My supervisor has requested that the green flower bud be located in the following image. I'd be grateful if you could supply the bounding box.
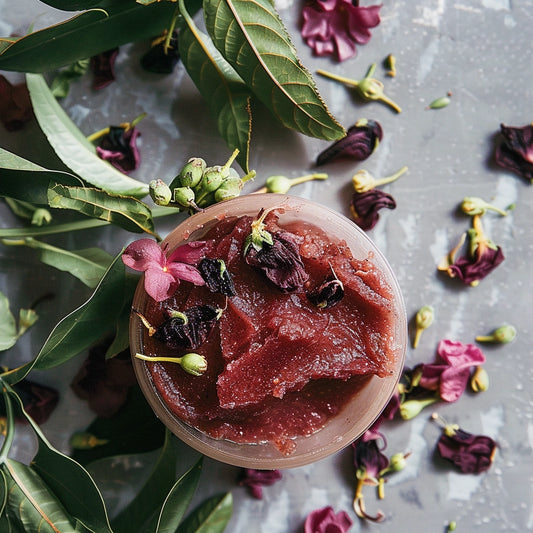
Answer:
[18,308,38,336]
[70,431,109,450]
[470,366,489,392]
[173,157,206,188]
[412,305,434,348]
[475,324,516,344]
[265,175,292,193]
[179,352,208,376]
[461,197,507,217]
[199,166,225,193]
[214,176,243,202]
[31,208,52,226]
[149,179,172,206]
[399,397,438,420]
[172,186,197,209]
[388,452,408,472]
[352,166,408,194]
[447,521,457,532]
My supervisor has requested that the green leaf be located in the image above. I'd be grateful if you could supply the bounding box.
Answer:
[179,0,252,172]
[50,59,91,99]
[47,184,158,237]
[0,292,36,352]
[39,0,103,10]
[0,147,83,205]
[0,238,114,289]
[1,252,126,385]
[203,0,345,142]
[176,492,232,533]
[153,459,204,533]
[0,3,178,73]
[26,73,149,198]
[2,460,77,533]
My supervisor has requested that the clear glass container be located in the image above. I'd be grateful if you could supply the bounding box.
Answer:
[130,194,407,469]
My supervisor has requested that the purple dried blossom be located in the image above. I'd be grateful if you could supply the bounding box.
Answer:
[350,189,396,230]
[239,468,282,499]
[494,122,533,181]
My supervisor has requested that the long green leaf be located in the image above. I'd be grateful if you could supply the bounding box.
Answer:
[179,0,252,172]
[1,252,126,385]
[0,147,83,205]
[47,184,158,237]
[39,0,103,10]
[2,460,77,533]
[0,3,178,73]
[176,492,232,533]
[203,0,345,142]
[26,74,149,198]
[0,238,113,289]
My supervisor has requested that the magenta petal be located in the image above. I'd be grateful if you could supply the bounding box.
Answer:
[304,506,353,533]
[167,263,205,286]
[167,241,206,264]
[437,339,485,367]
[419,363,446,391]
[438,367,472,402]
[347,5,382,43]
[144,268,178,302]
[122,239,165,272]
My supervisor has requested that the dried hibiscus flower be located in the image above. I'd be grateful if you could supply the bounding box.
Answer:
[438,214,504,286]
[316,119,382,166]
[494,122,533,181]
[239,468,282,499]
[90,48,119,90]
[304,506,353,533]
[351,189,396,230]
[432,413,497,474]
[301,0,381,62]
[0,74,33,131]
[307,268,344,308]
[122,239,205,302]
[243,208,309,292]
[141,31,180,74]
[198,258,236,297]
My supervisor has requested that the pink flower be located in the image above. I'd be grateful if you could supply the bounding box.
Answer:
[239,468,282,499]
[122,239,205,302]
[418,339,485,402]
[494,123,533,181]
[301,0,381,62]
[304,506,353,533]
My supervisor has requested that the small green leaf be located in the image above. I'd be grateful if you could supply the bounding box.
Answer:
[0,147,83,205]
[47,184,158,237]
[1,252,126,385]
[203,0,344,141]
[0,292,36,352]
[179,0,253,172]
[50,58,91,98]
[26,73,149,198]
[176,492,232,533]
[427,95,451,109]
[0,4,178,73]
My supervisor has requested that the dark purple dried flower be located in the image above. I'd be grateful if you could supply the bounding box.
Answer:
[494,122,533,181]
[353,435,389,483]
[316,119,382,166]
[433,414,497,474]
[301,0,381,62]
[90,48,119,90]
[71,343,136,418]
[141,31,180,74]
[0,75,33,131]
[96,126,141,174]
[304,506,353,533]
[440,214,504,286]
[10,379,59,425]
[350,189,396,230]
[239,468,282,499]
[198,258,236,297]
[307,272,344,308]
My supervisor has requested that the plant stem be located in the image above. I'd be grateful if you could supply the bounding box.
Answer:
[316,69,359,87]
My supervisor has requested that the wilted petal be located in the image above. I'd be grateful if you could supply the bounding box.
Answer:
[304,506,353,533]
[352,437,389,481]
[316,120,383,166]
[448,245,504,285]
[351,189,396,231]
[166,262,205,286]
[167,241,206,264]
[239,468,282,499]
[12,380,59,425]
[141,32,180,74]
[91,48,119,90]
[0,75,33,131]
[96,126,141,174]
[494,123,533,181]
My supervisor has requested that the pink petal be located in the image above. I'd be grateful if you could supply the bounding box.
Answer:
[122,239,165,272]
[301,8,331,40]
[419,364,447,391]
[438,367,472,402]
[167,263,205,286]
[167,241,206,264]
[333,32,358,62]
[144,267,178,302]
[347,5,382,43]
[437,340,485,368]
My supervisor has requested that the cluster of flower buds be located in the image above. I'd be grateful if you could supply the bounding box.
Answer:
[149,149,255,212]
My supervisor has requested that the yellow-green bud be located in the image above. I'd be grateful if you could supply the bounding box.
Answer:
[172,186,196,208]
[149,179,172,206]
[388,452,408,472]
[265,175,292,193]
[197,166,225,194]
[352,169,376,193]
[32,208,52,226]
[174,157,206,188]
[461,197,507,217]
[70,432,109,450]
[413,305,434,348]
[214,176,243,202]
[399,397,438,420]
[476,324,516,344]
[180,353,207,376]
[470,366,489,392]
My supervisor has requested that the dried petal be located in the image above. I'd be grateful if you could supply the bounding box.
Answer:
[153,305,221,350]
[304,506,353,533]
[0,75,33,131]
[494,122,533,181]
[307,273,344,308]
[244,230,309,292]
[437,427,496,474]
[448,244,504,285]
[198,258,236,296]
[301,0,381,62]
[316,119,383,166]
[96,126,141,174]
[90,48,119,89]
[8,379,59,425]
[239,468,282,499]
[350,189,396,231]
[352,437,389,483]
[141,31,180,74]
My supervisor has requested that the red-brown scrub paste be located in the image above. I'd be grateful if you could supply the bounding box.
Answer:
[141,211,396,455]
